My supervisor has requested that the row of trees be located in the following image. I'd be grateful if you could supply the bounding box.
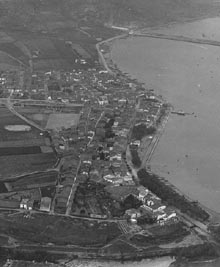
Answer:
[137,169,209,222]
[130,148,142,168]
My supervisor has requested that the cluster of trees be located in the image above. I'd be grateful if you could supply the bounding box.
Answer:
[131,222,189,246]
[137,169,209,222]
[104,118,115,128]
[122,194,142,210]
[130,148,142,168]
[96,117,115,141]
[109,194,143,218]
[132,124,156,140]
[155,106,167,126]
[208,225,220,242]
[173,243,218,260]
[104,118,115,139]
[48,81,61,92]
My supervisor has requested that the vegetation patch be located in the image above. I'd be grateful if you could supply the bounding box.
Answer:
[132,124,156,140]
[138,169,209,222]
[0,213,121,247]
[46,113,80,130]
[131,223,189,247]
[130,148,141,168]
[0,146,41,156]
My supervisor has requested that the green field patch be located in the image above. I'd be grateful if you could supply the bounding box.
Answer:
[0,52,21,70]
[0,42,28,65]
[0,146,41,156]
[4,170,58,192]
[46,113,80,130]
[0,153,57,180]
[0,214,121,247]
[0,107,44,142]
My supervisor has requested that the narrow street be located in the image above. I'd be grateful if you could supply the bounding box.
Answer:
[65,159,81,216]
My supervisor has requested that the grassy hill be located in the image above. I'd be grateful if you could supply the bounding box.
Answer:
[0,0,219,72]
[1,0,220,30]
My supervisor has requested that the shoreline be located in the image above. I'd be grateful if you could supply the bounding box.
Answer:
[1,21,219,265]
[138,14,220,33]
[96,26,217,220]
[103,23,220,221]
[93,24,220,265]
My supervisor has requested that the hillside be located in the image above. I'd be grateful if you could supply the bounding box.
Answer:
[1,0,220,31]
[0,0,219,73]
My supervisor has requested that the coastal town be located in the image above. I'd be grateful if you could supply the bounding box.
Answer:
[1,1,220,266]
[0,59,179,227]
[0,29,217,265]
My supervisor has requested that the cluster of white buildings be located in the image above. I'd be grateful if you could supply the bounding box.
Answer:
[126,186,178,226]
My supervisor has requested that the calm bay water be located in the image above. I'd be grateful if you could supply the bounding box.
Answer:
[112,18,220,213]
[111,17,220,267]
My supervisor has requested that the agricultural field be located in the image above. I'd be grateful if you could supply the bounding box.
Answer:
[46,113,80,130]
[0,106,57,179]
[24,38,59,59]
[15,107,81,130]
[0,139,50,148]
[0,107,44,142]
[0,146,41,156]
[0,31,14,43]
[0,30,29,70]
[24,36,77,70]
[0,52,21,71]
[0,3,118,73]
[0,42,29,66]
[4,170,58,192]
[0,153,57,180]
[6,29,98,71]
[0,0,219,71]
[0,213,122,247]
[22,113,49,129]
[33,59,72,71]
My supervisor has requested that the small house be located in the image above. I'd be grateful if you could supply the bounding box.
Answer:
[20,199,33,210]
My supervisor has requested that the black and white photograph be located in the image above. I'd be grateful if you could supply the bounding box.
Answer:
[1,1,220,267]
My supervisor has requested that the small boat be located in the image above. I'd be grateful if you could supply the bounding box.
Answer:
[171,110,186,116]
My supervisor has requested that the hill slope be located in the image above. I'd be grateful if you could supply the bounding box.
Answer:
[0,0,220,30]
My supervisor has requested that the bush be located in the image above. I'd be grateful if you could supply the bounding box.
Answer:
[132,124,156,140]
[174,243,218,260]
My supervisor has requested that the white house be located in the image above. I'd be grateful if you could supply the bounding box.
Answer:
[20,199,33,210]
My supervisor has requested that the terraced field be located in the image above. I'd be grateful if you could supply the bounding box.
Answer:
[0,106,57,179]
